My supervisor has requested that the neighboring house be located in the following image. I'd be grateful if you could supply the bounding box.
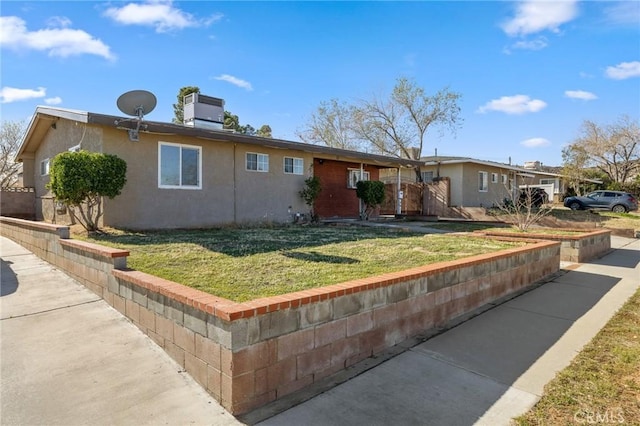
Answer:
[381,156,601,218]
[15,106,421,229]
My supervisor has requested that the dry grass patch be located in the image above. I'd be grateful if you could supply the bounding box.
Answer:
[83,225,525,302]
[514,288,640,425]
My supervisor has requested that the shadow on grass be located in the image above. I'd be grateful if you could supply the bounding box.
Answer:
[87,225,420,257]
[282,251,360,264]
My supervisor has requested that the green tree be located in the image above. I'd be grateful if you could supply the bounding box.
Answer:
[47,151,127,233]
[172,86,200,124]
[356,180,385,220]
[0,120,26,187]
[299,176,322,222]
[257,125,272,138]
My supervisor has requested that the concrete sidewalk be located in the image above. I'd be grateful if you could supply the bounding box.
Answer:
[1,235,639,426]
[250,236,640,426]
[0,236,241,426]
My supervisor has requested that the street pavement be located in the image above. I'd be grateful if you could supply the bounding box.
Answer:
[1,234,639,426]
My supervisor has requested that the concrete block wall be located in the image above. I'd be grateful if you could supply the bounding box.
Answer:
[475,229,611,263]
[0,216,561,415]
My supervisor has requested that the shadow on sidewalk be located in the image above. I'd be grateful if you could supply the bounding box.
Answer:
[251,268,622,426]
[587,248,640,269]
[1,259,18,296]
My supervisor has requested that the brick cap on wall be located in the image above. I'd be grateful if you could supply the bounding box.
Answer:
[112,239,560,322]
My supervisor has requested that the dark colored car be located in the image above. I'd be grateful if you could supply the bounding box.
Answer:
[563,190,638,213]
[519,187,549,208]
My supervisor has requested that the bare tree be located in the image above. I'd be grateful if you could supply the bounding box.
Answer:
[353,78,461,180]
[493,181,553,232]
[0,120,26,188]
[297,98,364,151]
[563,115,640,188]
[298,78,462,181]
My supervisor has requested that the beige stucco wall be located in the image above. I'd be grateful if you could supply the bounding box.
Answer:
[101,128,311,229]
[421,163,515,208]
[34,120,104,222]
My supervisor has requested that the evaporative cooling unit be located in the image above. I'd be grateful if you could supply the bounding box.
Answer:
[183,93,225,130]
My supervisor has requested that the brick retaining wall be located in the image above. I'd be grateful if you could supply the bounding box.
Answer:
[1,216,561,415]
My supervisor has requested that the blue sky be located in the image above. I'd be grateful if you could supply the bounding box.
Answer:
[1,1,638,167]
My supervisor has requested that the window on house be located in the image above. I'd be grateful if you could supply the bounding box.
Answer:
[491,173,498,183]
[40,159,50,176]
[478,171,488,192]
[246,153,269,172]
[284,157,303,175]
[421,171,434,183]
[502,174,508,185]
[348,169,370,189]
[158,142,201,189]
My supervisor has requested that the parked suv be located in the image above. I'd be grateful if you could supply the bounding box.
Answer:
[563,190,638,213]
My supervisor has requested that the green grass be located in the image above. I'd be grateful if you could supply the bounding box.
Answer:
[85,225,525,302]
[514,288,640,425]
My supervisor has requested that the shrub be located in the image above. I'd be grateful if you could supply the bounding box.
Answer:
[47,151,127,233]
[356,180,385,220]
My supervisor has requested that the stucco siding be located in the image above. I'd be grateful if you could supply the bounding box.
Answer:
[35,120,104,222]
[461,163,512,207]
[101,130,310,229]
[233,145,311,224]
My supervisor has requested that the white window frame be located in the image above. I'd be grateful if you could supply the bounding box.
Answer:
[347,169,370,189]
[40,158,50,176]
[283,157,303,175]
[421,171,434,183]
[158,142,202,190]
[246,152,269,172]
[478,171,488,192]
[491,173,498,184]
[502,174,508,185]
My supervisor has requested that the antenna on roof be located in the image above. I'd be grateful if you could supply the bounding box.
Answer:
[114,90,157,142]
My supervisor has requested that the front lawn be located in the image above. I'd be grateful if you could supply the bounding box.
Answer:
[85,226,525,302]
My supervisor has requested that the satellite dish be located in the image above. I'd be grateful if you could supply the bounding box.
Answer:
[115,90,156,141]
[117,90,157,118]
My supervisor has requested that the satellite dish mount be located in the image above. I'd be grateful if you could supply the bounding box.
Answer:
[115,90,157,142]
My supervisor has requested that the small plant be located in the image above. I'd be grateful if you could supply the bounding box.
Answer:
[299,176,321,223]
[356,180,385,220]
[47,151,127,233]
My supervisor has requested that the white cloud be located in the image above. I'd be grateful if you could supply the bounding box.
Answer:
[503,37,548,54]
[521,137,551,148]
[476,95,547,115]
[605,61,640,80]
[564,90,597,101]
[214,74,253,91]
[604,2,640,26]
[0,86,46,104]
[104,1,221,33]
[0,16,114,60]
[501,0,579,37]
[45,97,63,105]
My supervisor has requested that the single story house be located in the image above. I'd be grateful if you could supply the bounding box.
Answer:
[15,106,422,229]
[380,155,601,218]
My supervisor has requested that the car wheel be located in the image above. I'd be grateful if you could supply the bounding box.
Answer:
[569,202,581,211]
[612,204,627,213]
